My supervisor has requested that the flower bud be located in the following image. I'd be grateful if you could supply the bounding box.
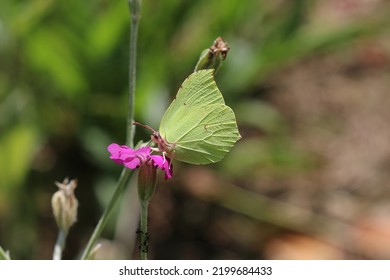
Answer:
[137,162,157,203]
[194,37,230,74]
[51,178,78,233]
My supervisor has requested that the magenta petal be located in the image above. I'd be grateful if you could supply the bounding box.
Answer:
[163,157,173,179]
[150,155,173,180]
[137,146,151,156]
[107,143,125,164]
[107,143,172,177]
[150,155,164,168]
[123,157,141,169]
[108,143,154,170]
[128,146,151,168]
[107,143,121,154]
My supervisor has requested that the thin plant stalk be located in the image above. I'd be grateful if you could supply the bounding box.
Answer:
[52,230,67,260]
[80,168,132,259]
[139,201,149,260]
[126,0,141,148]
[80,0,141,260]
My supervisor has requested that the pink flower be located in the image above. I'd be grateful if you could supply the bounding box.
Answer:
[107,143,173,179]
[150,155,173,180]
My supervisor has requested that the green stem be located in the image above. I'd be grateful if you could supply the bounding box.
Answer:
[139,201,149,260]
[126,0,141,148]
[53,229,67,260]
[80,168,132,260]
[80,0,142,260]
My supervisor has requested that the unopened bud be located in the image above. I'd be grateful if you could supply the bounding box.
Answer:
[51,178,78,232]
[194,36,230,74]
[137,163,157,204]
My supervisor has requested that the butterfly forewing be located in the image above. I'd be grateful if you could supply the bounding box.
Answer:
[163,104,240,164]
[159,70,241,165]
[175,69,225,106]
[160,70,225,136]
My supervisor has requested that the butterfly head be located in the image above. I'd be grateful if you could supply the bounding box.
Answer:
[151,131,176,157]
[133,121,176,156]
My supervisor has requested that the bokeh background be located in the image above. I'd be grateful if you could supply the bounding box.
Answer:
[1,0,390,259]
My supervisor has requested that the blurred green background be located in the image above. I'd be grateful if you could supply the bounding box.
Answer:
[1,0,390,259]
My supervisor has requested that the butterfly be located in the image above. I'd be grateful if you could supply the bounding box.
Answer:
[150,69,241,164]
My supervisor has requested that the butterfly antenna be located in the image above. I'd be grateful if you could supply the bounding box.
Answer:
[133,121,157,133]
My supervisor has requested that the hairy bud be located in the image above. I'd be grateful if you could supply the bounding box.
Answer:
[51,178,78,232]
[194,36,230,74]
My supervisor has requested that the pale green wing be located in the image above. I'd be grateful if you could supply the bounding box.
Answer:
[161,104,241,164]
[174,69,224,106]
[160,70,226,134]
